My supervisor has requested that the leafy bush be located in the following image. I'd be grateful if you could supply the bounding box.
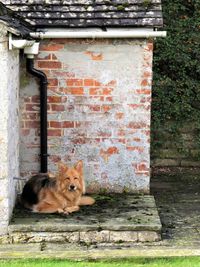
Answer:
[152,0,200,158]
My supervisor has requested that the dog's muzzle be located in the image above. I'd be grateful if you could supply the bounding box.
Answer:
[69,184,77,191]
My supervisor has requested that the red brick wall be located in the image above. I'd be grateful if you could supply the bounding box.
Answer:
[19,38,153,193]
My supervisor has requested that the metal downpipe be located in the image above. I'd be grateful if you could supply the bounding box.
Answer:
[26,58,48,173]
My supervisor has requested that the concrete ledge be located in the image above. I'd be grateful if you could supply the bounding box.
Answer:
[110,231,138,242]
[1,231,161,244]
[11,232,80,244]
[0,244,200,259]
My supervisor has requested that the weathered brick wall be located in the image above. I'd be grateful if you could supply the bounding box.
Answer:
[0,24,19,234]
[19,38,153,193]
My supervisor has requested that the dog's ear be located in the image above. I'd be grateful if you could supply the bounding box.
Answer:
[58,162,68,174]
[74,160,83,175]
[75,160,85,193]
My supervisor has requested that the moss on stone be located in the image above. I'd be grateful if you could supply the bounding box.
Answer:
[116,5,125,11]
[20,72,30,88]
[142,0,151,8]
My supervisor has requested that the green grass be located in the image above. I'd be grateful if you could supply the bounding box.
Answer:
[0,258,200,267]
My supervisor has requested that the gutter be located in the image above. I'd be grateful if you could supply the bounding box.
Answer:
[30,30,167,39]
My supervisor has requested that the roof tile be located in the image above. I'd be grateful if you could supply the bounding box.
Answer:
[1,0,163,28]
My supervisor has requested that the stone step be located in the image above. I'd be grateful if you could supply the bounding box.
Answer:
[5,194,162,244]
[1,243,200,259]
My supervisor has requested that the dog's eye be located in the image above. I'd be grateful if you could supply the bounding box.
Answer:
[74,177,78,180]
[65,177,70,180]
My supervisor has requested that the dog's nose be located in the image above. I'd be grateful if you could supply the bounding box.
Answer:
[69,184,75,190]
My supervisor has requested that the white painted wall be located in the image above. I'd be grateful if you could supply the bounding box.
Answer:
[0,24,19,235]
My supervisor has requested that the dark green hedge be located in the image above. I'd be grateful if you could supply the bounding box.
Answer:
[152,0,200,156]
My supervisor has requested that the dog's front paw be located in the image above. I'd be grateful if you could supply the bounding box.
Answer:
[64,206,80,214]
[57,208,65,214]
[32,205,39,213]
[63,211,69,215]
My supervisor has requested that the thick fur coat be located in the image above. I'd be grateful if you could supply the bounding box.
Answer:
[21,161,95,214]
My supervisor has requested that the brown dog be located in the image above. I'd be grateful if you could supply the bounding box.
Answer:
[21,161,95,214]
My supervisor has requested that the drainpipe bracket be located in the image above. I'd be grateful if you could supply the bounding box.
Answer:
[24,42,40,56]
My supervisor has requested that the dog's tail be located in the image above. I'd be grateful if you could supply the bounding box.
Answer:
[79,196,95,206]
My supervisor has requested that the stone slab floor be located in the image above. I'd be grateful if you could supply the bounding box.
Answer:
[151,168,200,247]
[0,169,200,259]
[6,194,161,243]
